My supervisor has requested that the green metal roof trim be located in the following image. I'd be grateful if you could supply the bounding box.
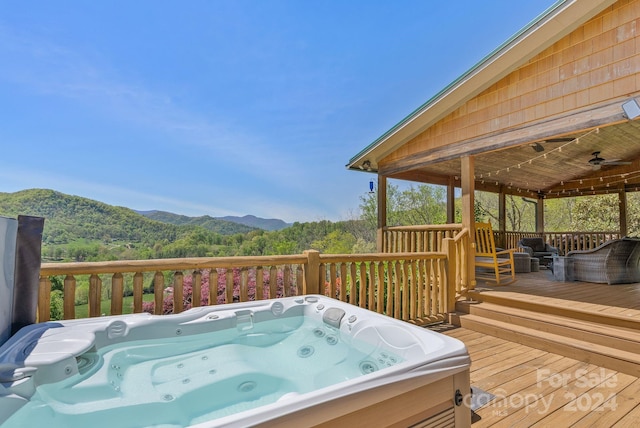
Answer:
[346,0,575,168]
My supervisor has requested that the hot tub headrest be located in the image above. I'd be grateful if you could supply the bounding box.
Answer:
[322,308,345,329]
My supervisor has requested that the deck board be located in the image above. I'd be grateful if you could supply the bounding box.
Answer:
[443,272,640,425]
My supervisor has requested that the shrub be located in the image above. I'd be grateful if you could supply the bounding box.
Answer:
[142,268,297,315]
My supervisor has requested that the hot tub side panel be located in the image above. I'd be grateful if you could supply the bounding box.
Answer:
[250,369,471,428]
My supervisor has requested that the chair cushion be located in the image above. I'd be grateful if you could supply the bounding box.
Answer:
[520,237,546,252]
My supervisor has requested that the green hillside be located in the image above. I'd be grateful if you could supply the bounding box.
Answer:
[0,188,375,262]
[0,189,249,260]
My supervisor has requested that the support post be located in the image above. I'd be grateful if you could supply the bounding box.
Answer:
[619,187,628,237]
[536,195,545,234]
[444,238,457,313]
[460,156,476,289]
[447,176,456,223]
[498,189,506,248]
[376,175,387,252]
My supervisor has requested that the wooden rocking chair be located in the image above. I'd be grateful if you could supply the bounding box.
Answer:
[474,222,516,285]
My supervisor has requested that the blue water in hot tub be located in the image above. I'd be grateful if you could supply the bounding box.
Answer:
[2,316,403,428]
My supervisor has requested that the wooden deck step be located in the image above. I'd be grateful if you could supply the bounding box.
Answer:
[459,301,640,354]
[457,312,640,377]
[454,295,640,377]
[465,288,640,331]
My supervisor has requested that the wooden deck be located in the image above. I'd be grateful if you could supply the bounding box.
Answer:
[442,326,640,427]
[468,270,640,320]
[440,270,640,426]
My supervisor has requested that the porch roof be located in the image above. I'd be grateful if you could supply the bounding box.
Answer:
[346,0,640,199]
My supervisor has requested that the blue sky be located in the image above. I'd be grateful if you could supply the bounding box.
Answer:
[0,0,556,223]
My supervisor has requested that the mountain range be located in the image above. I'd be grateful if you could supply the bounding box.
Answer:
[0,189,291,248]
[137,210,291,232]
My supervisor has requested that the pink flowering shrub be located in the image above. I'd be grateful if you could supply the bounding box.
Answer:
[142,267,298,315]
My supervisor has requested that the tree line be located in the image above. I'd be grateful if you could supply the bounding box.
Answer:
[2,185,637,265]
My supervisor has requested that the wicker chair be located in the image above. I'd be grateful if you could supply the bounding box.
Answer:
[517,237,558,266]
[566,238,640,284]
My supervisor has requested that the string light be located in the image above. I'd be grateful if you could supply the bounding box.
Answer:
[471,128,639,196]
[475,128,601,179]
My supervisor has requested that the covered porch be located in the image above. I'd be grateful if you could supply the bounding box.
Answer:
[345,0,640,422]
[347,0,640,295]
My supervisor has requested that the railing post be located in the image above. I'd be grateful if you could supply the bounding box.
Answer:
[443,238,457,313]
[38,276,51,322]
[303,250,320,295]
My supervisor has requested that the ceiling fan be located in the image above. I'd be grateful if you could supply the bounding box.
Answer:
[587,151,631,170]
[530,137,574,152]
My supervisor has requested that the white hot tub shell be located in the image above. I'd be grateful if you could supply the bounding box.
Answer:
[0,295,471,428]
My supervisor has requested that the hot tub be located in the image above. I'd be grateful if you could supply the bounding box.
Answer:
[0,296,471,427]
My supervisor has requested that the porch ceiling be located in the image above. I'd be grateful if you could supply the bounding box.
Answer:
[386,119,640,199]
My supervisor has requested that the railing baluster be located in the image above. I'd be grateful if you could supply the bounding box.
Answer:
[270,266,278,298]
[340,263,347,302]
[64,274,76,320]
[133,272,143,313]
[111,273,123,315]
[402,261,410,321]
[225,268,234,304]
[429,259,437,316]
[368,262,375,311]
[385,261,393,316]
[256,266,264,300]
[89,274,102,317]
[173,271,184,314]
[376,261,384,314]
[409,260,417,321]
[296,265,303,296]
[192,270,202,307]
[349,263,357,305]
[240,267,249,302]
[393,261,401,319]
[210,269,219,305]
[359,262,367,308]
[154,271,164,315]
[329,263,337,299]
[416,259,425,318]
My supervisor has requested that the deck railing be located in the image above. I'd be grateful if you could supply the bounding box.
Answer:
[38,248,463,326]
[545,231,622,255]
[497,231,622,255]
[381,224,463,253]
[444,228,472,300]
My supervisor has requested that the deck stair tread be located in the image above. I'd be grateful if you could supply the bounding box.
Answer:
[455,292,640,377]
[465,289,640,330]
[460,301,640,350]
[458,313,640,377]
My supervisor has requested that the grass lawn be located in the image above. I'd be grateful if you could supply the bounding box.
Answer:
[74,293,155,319]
